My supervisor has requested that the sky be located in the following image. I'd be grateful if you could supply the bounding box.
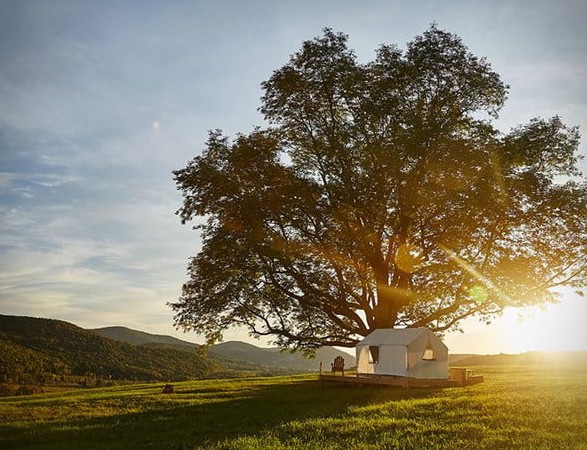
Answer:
[1,0,586,354]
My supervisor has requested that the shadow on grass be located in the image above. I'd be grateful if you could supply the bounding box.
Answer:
[1,379,444,450]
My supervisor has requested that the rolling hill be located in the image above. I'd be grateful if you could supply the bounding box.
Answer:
[449,351,587,366]
[0,314,355,389]
[0,314,221,384]
[6,313,581,393]
[208,341,355,371]
[91,326,356,371]
[90,326,198,351]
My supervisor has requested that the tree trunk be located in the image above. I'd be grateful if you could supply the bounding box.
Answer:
[374,283,398,328]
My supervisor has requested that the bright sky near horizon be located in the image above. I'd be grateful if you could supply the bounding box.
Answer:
[1,0,586,354]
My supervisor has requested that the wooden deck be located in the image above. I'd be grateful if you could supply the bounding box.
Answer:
[319,374,459,388]
[320,367,485,388]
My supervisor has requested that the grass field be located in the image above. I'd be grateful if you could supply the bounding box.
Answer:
[1,364,586,449]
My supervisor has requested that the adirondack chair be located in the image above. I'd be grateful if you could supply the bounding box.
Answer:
[331,356,345,376]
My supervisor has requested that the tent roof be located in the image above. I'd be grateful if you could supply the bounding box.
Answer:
[357,328,431,346]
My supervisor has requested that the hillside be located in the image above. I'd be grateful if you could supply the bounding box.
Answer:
[92,327,356,371]
[7,313,580,393]
[91,327,264,373]
[0,314,354,391]
[90,326,198,352]
[0,315,221,385]
[209,341,355,371]
[450,351,587,366]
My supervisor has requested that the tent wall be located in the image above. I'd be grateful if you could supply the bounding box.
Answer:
[406,331,449,379]
[356,344,408,376]
[377,344,407,376]
[355,328,449,379]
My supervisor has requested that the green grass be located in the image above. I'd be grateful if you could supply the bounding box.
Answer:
[1,365,586,449]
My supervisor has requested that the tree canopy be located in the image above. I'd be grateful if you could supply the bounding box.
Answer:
[172,26,586,350]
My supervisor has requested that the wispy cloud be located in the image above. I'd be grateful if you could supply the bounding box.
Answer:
[0,0,585,349]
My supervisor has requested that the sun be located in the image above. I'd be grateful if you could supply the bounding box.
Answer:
[445,292,586,354]
[491,295,586,353]
[502,308,554,353]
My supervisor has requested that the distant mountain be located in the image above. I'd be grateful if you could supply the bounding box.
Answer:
[0,314,221,384]
[92,326,355,372]
[91,326,199,352]
[209,341,355,372]
[91,327,263,372]
[15,314,583,390]
[449,351,587,366]
[448,354,475,365]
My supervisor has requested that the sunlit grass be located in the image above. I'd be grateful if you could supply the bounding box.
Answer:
[1,366,586,449]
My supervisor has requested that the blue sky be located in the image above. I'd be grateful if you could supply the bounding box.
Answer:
[1,0,586,353]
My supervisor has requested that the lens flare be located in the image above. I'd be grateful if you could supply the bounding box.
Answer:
[469,284,489,303]
[439,244,513,305]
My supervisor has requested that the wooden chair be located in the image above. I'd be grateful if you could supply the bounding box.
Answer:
[331,356,345,376]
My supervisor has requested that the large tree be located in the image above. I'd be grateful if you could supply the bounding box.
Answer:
[172,26,586,350]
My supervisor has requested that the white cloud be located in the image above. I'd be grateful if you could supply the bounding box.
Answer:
[1,0,585,351]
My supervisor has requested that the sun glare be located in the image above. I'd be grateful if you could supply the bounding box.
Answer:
[499,300,584,353]
[436,245,587,354]
[447,295,586,354]
[503,308,554,353]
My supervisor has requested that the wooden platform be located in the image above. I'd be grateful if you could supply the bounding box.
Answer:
[319,374,459,388]
[320,367,485,388]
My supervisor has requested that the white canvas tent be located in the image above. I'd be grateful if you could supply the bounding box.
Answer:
[356,328,448,379]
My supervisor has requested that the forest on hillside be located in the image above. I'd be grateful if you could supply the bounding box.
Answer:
[0,315,223,391]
